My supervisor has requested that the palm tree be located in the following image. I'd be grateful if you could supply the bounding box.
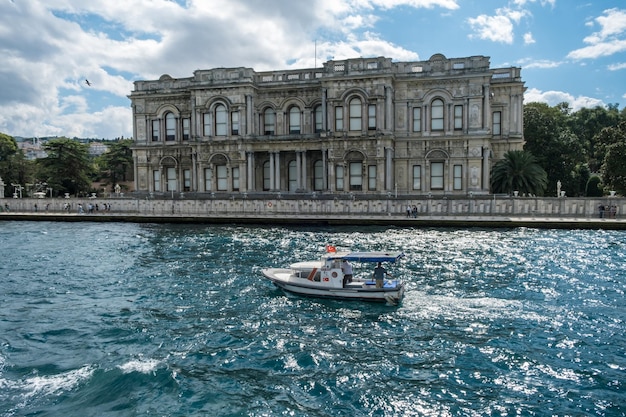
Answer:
[491,150,548,196]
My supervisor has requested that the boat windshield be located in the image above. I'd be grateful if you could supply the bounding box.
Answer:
[325,252,404,263]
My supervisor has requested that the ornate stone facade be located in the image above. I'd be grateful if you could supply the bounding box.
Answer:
[129,54,525,196]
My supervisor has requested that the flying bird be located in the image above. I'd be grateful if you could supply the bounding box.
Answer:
[85,79,92,86]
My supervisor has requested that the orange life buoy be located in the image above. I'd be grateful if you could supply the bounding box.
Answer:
[323,277,329,282]
[268,202,273,207]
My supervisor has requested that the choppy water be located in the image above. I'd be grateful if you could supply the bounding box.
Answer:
[0,221,624,416]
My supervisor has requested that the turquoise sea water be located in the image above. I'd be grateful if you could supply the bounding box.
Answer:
[0,221,624,416]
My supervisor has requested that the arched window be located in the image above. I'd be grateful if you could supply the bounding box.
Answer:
[314,160,324,191]
[216,165,227,191]
[263,109,275,135]
[165,113,176,141]
[151,120,160,141]
[431,99,444,131]
[314,105,323,133]
[349,97,362,131]
[430,162,444,189]
[215,104,227,136]
[288,160,297,191]
[289,107,301,134]
[263,160,271,190]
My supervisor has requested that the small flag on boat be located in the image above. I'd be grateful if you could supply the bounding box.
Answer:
[326,245,336,253]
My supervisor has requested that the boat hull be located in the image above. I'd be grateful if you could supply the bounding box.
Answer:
[261,268,404,304]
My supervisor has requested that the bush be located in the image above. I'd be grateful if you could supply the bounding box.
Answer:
[585,176,604,197]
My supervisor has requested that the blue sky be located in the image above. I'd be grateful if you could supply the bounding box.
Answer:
[0,0,624,139]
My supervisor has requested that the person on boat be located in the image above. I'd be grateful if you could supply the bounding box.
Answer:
[373,262,388,288]
[342,260,353,286]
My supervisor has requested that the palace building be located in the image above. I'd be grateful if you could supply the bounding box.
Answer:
[129,54,525,197]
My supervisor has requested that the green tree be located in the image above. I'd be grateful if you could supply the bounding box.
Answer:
[600,122,626,195]
[523,102,586,196]
[490,150,548,196]
[601,143,626,195]
[0,133,37,197]
[37,138,93,196]
[568,105,621,172]
[0,132,18,161]
[96,139,133,190]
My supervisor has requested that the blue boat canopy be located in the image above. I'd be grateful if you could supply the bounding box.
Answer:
[326,251,405,263]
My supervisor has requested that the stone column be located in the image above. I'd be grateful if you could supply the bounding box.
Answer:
[322,150,328,191]
[191,151,198,192]
[269,152,275,191]
[274,152,281,191]
[246,95,253,135]
[385,147,393,191]
[296,152,302,190]
[321,89,328,131]
[301,151,308,192]
[482,147,490,192]
[246,151,254,192]
[385,86,393,131]
[483,84,491,131]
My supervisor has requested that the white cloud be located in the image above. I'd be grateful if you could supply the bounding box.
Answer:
[523,32,535,45]
[467,6,531,44]
[608,62,626,71]
[468,13,515,44]
[518,58,561,69]
[567,8,626,60]
[524,87,604,111]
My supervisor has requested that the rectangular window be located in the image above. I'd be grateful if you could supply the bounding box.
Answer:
[349,100,361,131]
[430,162,444,190]
[231,112,239,135]
[264,111,275,135]
[493,111,501,135]
[454,105,463,130]
[216,165,227,191]
[153,170,160,191]
[263,162,270,190]
[288,162,297,191]
[166,115,175,141]
[152,120,160,141]
[215,108,227,136]
[368,165,376,191]
[232,167,239,191]
[204,168,212,191]
[203,113,211,136]
[412,108,421,132]
[368,104,376,130]
[314,161,324,191]
[349,162,362,191]
[453,165,462,190]
[182,118,190,140]
[183,169,191,191]
[335,165,344,191]
[412,165,421,190]
[166,167,177,191]
[289,109,301,134]
[335,106,343,131]
[431,101,444,131]
[315,106,323,133]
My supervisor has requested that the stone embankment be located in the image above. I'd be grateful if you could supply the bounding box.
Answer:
[1,195,624,229]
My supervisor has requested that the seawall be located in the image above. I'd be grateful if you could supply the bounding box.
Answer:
[1,196,624,229]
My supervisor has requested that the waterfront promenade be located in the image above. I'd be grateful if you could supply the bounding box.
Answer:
[1,196,625,229]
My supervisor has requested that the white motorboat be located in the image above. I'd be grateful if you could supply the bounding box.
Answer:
[261,249,406,304]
